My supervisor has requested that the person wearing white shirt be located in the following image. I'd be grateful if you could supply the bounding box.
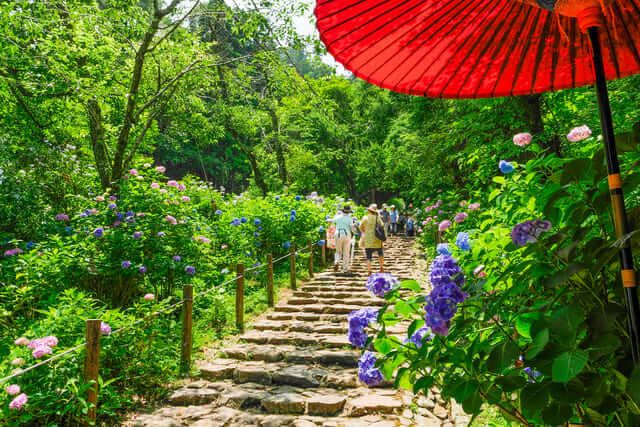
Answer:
[332,206,355,274]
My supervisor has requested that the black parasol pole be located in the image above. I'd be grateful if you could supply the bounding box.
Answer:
[588,26,640,364]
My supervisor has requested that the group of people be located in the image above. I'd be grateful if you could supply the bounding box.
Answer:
[326,203,416,276]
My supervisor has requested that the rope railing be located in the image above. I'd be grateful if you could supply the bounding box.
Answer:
[1,239,330,422]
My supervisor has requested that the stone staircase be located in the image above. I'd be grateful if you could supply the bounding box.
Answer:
[128,237,466,427]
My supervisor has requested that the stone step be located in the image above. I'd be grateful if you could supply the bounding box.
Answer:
[197,360,359,389]
[286,297,386,307]
[253,321,407,337]
[274,304,369,315]
[158,380,419,419]
[292,290,375,299]
[218,344,360,367]
[266,312,344,322]
[240,330,351,348]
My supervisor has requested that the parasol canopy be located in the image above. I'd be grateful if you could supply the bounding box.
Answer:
[315,0,640,98]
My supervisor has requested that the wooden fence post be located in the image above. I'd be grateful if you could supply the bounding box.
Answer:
[289,244,297,290]
[267,254,274,307]
[308,241,314,278]
[321,241,326,266]
[236,263,245,333]
[180,284,193,376]
[84,319,101,426]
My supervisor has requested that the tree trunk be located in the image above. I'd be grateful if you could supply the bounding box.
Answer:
[335,158,358,202]
[518,94,561,156]
[87,100,111,189]
[242,145,268,195]
[268,108,288,185]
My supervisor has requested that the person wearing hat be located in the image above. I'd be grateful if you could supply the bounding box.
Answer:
[332,205,356,274]
[359,204,385,275]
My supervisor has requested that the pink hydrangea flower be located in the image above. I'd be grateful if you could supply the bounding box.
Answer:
[100,322,111,335]
[143,293,155,301]
[95,195,105,202]
[167,180,179,188]
[41,336,58,347]
[196,236,211,244]
[468,203,481,211]
[513,132,533,147]
[151,182,160,189]
[454,212,468,223]
[55,213,69,221]
[6,384,20,396]
[32,345,52,359]
[459,201,468,207]
[181,196,190,202]
[156,166,166,173]
[438,220,452,232]
[11,358,25,366]
[9,393,27,410]
[129,169,138,176]
[417,227,423,234]
[165,215,177,225]
[567,125,592,142]
[159,188,168,194]
[474,265,487,278]
[178,184,186,191]
[422,220,428,226]
[14,337,29,346]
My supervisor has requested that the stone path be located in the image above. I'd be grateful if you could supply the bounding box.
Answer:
[128,237,468,427]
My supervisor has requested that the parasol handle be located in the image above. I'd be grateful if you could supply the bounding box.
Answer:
[588,26,640,364]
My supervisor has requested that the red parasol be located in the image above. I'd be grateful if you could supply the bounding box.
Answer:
[315,0,640,361]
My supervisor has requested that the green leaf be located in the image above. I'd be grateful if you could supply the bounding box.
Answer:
[452,380,479,402]
[542,402,573,425]
[462,392,483,415]
[520,383,549,417]
[551,350,589,383]
[515,313,541,339]
[487,341,519,373]
[374,338,395,355]
[627,367,640,407]
[394,300,413,317]
[413,375,434,394]
[399,280,421,291]
[394,367,413,391]
[549,305,584,343]
[525,328,549,359]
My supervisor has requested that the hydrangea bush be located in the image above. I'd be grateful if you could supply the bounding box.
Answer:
[360,129,640,426]
[0,164,337,424]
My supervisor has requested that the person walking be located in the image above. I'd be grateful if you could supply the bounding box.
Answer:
[380,204,391,236]
[332,206,355,274]
[360,204,385,275]
[390,205,398,235]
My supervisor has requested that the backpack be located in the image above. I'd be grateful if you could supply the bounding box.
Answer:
[374,215,387,242]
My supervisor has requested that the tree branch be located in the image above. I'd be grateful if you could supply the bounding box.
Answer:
[148,0,200,52]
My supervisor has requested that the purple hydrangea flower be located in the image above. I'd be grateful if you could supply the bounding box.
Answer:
[231,218,241,226]
[173,255,182,262]
[93,228,104,238]
[455,232,471,251]
[511,220,552,246]
[408,327,433,348]
[185,265,196,275]
[108,203,117,210]
[425,255,467,336]
[524,367,542,383]
[366,273,399,298]
[4,248,23,257]
[138,265,147,274]
[100,322,111,335]
[55,213,69,221]
[121,260,131,269]
[215,209,223,215]
[132,231,143,239]
[347,308,378,348]
[157,231,165,237]
[358,351,384,386]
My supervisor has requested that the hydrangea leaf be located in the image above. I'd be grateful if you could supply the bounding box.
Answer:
[487,341,519,373]
[520,383,549,417]
[525,328,549,359]
[626,367,640,407]
[551,350,588,383]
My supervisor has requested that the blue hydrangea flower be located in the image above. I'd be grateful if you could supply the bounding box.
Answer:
[116,212,124,221]
[289,215,296,222]
[215,209,223,215]
[524,367,542,383]
[172,255,181,262]
[408,327,433,349]
[283,241,291,250]
[358,351,384,386]
[436,243,451,256]
[121,260,131,269]
[157,231,165,237]
[133,231,143,239]
[125,211,134,217]
[275,196,280,201]
[290,210,296,216]
[241,217,248,223]
[347,308,378,348]
[185,265,196,275]
[455,232,471,251]
[230,218,241,226]
[138,265,147,274]
[26,241,35,250]
[93,228,104,238]
[254,218,261,226]
[108,203,117,210]
[499,160,515,174]
[254,232,260,237]
[430,255,465,288]
[366,273,399,298]
[65,226,73,234]
[295,195,302,201]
